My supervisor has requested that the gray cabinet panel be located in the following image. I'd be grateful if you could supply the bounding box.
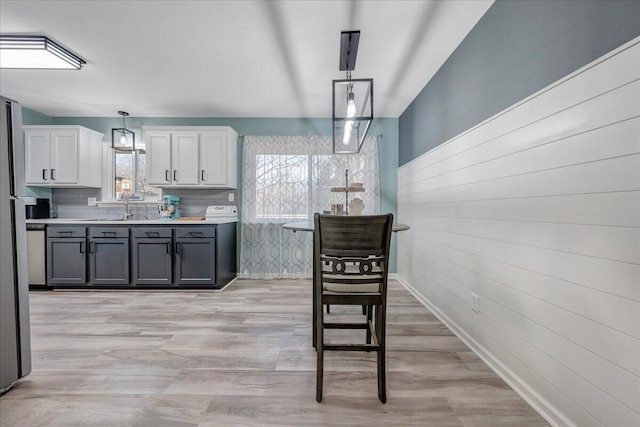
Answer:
[47,238,86,285]
[216,222,237,287]
[175,227,215,238]
[48,227,86,237]
[43,223,236,289]
[132,237,173,285]
[132,227,171,238]
[88,238,129,285]
[175,238,216,286]
[89,227,129,238]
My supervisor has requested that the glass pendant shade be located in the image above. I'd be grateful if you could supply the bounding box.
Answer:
[112,111,135,151]
[332,78,373,154]
[112,128,135,152]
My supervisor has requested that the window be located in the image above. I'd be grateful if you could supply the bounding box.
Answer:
[113,148,161,199]
[240,135,381,279]
[255,154,310,220]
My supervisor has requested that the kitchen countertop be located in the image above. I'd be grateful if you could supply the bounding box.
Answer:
[26,218,238,225]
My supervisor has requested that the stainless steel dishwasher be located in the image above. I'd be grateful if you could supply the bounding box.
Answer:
[26,224,46,286]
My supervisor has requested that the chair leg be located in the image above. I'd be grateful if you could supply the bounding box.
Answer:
[316,302,324,402]
[366,305,373,346]
[362,305,366,315]
[377,304,387,403]
[326,305,330,314]
[312,267,317,349]
[378,347,386,403]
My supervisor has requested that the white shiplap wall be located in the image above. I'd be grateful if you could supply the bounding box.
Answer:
[397,38,640,427]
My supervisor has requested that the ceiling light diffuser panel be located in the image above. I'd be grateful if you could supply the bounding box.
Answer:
[0,35,85,69]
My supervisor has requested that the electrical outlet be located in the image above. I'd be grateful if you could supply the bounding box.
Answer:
[471,293,480,313]
[229,192,234,202]
[87,197,97,206]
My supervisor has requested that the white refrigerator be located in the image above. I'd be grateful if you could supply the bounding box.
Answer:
[0,95,31,393]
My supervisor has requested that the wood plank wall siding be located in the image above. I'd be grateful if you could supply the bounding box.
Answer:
[396,39,640,427]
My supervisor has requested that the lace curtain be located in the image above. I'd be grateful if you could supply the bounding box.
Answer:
[240,135,380,279]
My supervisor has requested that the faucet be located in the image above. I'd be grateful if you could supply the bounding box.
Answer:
[123,197,133,221]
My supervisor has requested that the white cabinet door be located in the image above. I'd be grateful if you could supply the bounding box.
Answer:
[200,131,228,186]
[146,131,172,185]
[50,130,79,184]
[24,130,51,184]
[172,132,200,185]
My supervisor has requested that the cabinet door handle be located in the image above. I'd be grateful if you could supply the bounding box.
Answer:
[165,170,170,182]
[201,170,206,182]
[166,242,171,254]
[175,242,181,254]
[58,230,73,236]
[173,170,178,182]
[189,231,204,237]
[51,169,56,180]
[146,231,160,237]
[43,169,48,180]
[102,231,117,237]
[89,242,95,253]
[79,241,85,253]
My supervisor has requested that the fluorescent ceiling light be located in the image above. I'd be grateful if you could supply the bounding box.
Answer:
[0,35,85,69]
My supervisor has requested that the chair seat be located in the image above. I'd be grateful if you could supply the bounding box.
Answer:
[323,282,380,293]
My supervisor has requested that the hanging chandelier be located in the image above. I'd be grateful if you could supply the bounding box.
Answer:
[332,31,373,154]
[111,111,135,152]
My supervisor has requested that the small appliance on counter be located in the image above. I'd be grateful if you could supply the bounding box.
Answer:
[205,205,238,222]
[158,195,180,220]
[24,197,50,219]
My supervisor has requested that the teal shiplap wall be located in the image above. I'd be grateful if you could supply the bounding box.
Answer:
[26,114,400,271]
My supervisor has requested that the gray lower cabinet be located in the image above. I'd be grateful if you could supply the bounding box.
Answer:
[132,228,173,285]
[88,227,129,286]
[47,226,87,286]
[175,227,216,286]
[44,223,236,289]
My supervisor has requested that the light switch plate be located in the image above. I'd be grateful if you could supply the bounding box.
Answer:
[229,193,234,202]
[87,197,97,206]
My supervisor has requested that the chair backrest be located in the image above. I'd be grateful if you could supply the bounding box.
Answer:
[314,213,394,291]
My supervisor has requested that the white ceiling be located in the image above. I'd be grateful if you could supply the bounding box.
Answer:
[0,0,492,118]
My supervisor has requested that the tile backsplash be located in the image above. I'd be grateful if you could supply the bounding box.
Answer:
[51,188,237,220]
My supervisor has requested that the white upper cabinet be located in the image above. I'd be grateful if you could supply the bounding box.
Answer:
[24,130,51,184]
[143,126,238,189]
[201,130,236,187]
[24,126,103,188]
[171,132,200,185]
[50,130,79,184]
[145,131,172,185]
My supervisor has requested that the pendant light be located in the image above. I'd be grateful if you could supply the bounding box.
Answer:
[332,31,373,154]
[111,111,135,152]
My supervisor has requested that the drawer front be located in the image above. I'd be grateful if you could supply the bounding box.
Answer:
[47,226,86,238]
[89,227,129,238]
[174,226,216,238]
[132,227,172,238]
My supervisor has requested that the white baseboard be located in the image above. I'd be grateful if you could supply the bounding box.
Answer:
[395,274,573,427]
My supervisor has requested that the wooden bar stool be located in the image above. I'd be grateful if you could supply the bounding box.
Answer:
[313,213,393,403]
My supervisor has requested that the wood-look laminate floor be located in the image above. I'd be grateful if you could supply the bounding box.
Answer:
[0,280,548,427]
